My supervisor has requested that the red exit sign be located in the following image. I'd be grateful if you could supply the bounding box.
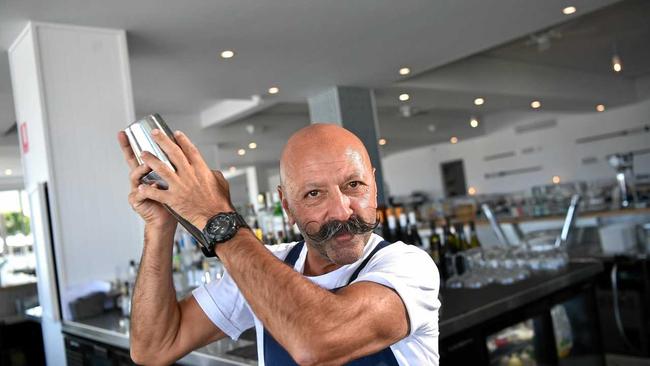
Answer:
[19,122,29,154]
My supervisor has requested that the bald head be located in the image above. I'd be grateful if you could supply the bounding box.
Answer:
[279,123,373,190]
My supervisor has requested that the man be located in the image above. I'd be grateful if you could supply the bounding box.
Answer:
[117,123,440,365]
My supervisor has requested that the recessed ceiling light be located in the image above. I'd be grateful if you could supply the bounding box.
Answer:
[596,104,606,112]
[399,67,411,76]
[450,136,459,144]
[248,142,257,149]
[562,6,576,15]
[4,169,12,176]
[468,186,477,196]
[470,117,479,128]
[378,138,387,146]
[237,148,246,156]
[474,97,485,106]
[612,54,622,72]
[268,87,279,94]
[552,175,561,184]
[229,166,237,173]
[399,93,410,102]
[530,100,542,109]
[427,124,436,133]
[220,50,235,59]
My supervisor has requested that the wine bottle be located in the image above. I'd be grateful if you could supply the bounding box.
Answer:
[446,223,460,254]
[429,220,442,267]
[374,208,386,237]
[455,223,469,251]
[397,207,409,243]
[468,221,481,249]
[406,210,422,247]
[385,207,399,242]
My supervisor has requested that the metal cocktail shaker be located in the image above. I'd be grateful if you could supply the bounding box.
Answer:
[124,114,176,190]
[124,114,214,257]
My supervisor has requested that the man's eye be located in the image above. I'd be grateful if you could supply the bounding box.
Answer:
[306,190,319,198]
[349,181,360,188]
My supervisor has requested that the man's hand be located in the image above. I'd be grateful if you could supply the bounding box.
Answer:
[134,129,234,230]
[118,131,176,230]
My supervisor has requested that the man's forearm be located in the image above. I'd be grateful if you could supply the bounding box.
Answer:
[130,224,179,357]
[216,230,341,356]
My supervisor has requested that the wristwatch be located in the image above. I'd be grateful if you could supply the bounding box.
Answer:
[201,212,249,257]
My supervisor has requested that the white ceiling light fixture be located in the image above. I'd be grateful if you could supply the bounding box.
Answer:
[427,124,436,133]
[596,104,606,112]
[229,166,237,173]
[468,186,477,196]
[474,97,485,106]
[399,67,411,76]
[399,93,410,102]
[450,136,459,144]
[612,54,622,73]
[470,117,479,128]
[562,6,576,15]
[268,87,279,94]
[530,100,542,109]
[378,138,387,146]
[4,169,12,176]
[220,50,235,59]
[248,142,257,149]
[237,148,246,156]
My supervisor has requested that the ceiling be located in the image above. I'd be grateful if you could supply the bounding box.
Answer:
[216,0,650,165]
[0,0,639,179]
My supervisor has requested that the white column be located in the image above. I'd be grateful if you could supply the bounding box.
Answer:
[8,21,140,364]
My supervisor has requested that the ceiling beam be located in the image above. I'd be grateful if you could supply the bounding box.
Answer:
[399,55,637,104]
[200,96,277,129]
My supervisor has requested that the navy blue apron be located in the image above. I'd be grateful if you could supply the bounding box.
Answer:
[263,240,400,366]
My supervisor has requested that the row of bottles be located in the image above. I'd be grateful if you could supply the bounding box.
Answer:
[374,206,422,246]
[374,205,482,286]
[429,219,481,284]
[247,192,304,245]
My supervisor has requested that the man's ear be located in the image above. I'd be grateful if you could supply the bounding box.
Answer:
[277,185,295,226]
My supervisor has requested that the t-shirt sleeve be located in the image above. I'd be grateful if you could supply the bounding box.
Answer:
[192,269,255,340]
[351,245,440,335]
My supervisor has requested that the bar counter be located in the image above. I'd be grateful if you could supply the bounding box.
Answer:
[440,261,603,338]
[59,261,603,365]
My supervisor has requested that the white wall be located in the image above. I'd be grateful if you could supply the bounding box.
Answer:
[383,98,650,197]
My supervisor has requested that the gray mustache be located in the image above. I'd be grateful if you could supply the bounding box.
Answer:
[304,215,378,243]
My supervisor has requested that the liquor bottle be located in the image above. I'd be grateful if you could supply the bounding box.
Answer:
[453,223,467,275]
[275,231,286,245]
[429,220,442,267]
[406,210,422,247]
[385,207,399,242]
[440,222,455,284]
[374,208,387,238]
[253,219,264,241]
[119,281,131,318]
[272,192,287,239]
[446,223,460,254]
[455,223,469,251]
[468,221,481,249]
[397,207,409,243]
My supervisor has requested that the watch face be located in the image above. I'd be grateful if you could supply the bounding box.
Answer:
[207,213,236,241]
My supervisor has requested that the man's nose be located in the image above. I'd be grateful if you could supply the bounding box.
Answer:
[326,187,353,222]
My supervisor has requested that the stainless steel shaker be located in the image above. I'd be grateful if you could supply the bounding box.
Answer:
[124,114,214,257]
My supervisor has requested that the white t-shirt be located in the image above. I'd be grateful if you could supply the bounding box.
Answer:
[192,233,441,365]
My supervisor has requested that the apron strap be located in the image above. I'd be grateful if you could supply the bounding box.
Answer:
[346,240,391,285]
[283,241,305,266]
